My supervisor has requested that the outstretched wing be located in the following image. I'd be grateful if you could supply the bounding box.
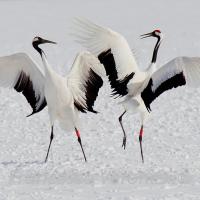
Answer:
[0,53,46,116]
[67,51,103,113]
[141,57,200,111]
[72,18,138,97]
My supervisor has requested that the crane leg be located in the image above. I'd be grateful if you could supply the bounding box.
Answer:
[75,128,87,162]
[45,126,54,162]
[139,125,144,163]
[118,110,127,149]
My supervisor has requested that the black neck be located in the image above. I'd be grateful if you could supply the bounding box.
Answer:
[32,41,44,57]
[151,36,161,63]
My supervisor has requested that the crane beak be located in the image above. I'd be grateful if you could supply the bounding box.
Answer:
[140,32,153,39]
[42,39,57,44]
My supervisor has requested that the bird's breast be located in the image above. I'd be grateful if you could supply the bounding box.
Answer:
[44,76,73,111]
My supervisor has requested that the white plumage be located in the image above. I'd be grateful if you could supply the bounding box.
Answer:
[73,18,139,80]
[72,18,200,163]
[140,56,200,111]
[72,19,161,160]
[152,57,200,91]
[67,51,104,111]
[0,37,103,162]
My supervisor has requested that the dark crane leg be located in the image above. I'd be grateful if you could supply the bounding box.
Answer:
[118,110,127,149]
[75,127,87,162]
[45,126,54,162]
[139,125,144,163]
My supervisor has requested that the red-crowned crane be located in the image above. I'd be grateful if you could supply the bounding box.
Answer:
[72,18,200,162]
[0,36,103,162]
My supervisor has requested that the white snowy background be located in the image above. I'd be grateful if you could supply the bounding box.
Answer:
[0,0,200,199]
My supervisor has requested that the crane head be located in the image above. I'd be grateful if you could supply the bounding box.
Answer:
[32,36,57,45]
[140,29,162,39]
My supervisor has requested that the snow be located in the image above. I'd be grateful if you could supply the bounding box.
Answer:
[1,0,200,199]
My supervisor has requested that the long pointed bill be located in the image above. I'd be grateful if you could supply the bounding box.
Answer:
[42,39,57,44]
[140,32,153,39]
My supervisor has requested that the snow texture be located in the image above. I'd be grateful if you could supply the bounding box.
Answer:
[1,0,200,199]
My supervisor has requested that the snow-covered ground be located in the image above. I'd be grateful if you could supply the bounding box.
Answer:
[1,0,200,199]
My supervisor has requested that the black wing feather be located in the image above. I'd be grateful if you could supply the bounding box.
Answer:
[14,71,47,116]
[98,49,134,97]
[74,69,103,113]
[141,72,186,111]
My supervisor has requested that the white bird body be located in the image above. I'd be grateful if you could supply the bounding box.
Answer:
[128,63,157,97]
[44,71,76,131]
[0,52,81,131]
[121,95,148,119]
[37,45,104,162]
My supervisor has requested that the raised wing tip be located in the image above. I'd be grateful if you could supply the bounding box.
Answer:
[73,17,94,25]
[72,17,108,34]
